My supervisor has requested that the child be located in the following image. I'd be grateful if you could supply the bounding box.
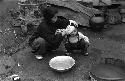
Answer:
[65,25,90,56]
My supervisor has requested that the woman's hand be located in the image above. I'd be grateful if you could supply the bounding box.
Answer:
[69,20,78,27]
[55,29,66,36]
[55,29,61,35]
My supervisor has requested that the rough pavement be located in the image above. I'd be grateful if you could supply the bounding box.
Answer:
[10,24,125,81]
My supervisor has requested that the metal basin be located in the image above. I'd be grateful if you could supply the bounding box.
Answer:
[49,56,75,72]
[89,58,125,81]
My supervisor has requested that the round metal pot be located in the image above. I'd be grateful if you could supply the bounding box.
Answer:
[89,58,125,81]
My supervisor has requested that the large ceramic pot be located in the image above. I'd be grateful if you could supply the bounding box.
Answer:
[89,14,105,31]
[89,58,125,81]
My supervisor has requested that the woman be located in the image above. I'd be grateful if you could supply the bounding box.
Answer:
[28,6,70,59]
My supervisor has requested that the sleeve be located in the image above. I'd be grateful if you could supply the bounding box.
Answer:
[42,31,65,49]
[78,32,90,44]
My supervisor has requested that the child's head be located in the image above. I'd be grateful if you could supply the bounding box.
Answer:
[66,25,78,36]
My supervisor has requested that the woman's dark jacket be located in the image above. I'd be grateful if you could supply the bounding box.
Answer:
[29,17,70,48]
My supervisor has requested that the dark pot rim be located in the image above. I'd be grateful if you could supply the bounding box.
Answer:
[89,58,125,81]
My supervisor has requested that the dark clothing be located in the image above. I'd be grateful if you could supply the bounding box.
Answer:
[65,38,86,53]
[67,34,80,49]
[29,17,70,49]
[43,7,58,22]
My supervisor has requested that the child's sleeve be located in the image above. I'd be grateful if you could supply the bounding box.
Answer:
[78,32,90,44]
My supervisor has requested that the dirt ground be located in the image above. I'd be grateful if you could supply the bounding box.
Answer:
[0,0,125,81]
[11,24,125,81]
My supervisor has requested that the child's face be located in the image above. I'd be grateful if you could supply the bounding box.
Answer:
[70,29,77,36]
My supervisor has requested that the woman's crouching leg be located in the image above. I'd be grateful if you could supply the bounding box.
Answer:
[32,37,46,55]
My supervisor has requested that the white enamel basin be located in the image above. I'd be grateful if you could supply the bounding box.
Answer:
[49,56,75,72]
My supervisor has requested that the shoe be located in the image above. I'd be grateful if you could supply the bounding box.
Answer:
[35,55,43,59]
[84,52,89,56]
[81,51,89,56]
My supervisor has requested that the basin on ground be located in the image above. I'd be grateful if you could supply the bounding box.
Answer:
[89,58,125,81]
[49,56,75,72]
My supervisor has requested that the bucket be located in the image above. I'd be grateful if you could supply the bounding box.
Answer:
[106,4,121,24]
[89,58,125,81]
